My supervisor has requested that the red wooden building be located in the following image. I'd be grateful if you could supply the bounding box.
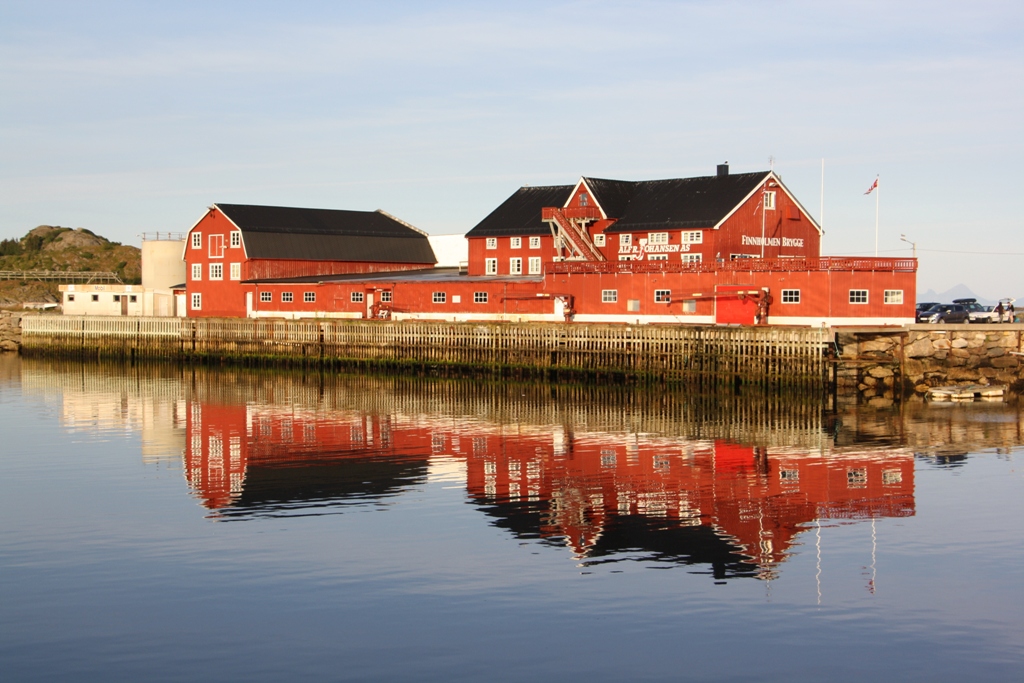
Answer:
[182,166,916,326]
[183,203,435,317]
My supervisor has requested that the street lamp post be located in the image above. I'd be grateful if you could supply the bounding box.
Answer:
[900,234,916,259]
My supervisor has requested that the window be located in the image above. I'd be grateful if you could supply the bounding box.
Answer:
[619,234,632,247]
[230,231,241,248]
[529,236,541,249]
[781,289,800,304]
[579,192,588,206]
[260,291,272,303]
[780,469,799,483]
[433,292,446,304]
[602,289,618,303]
[883,469,903,485]
[485,237,497,250]
[113,295,121,302]
[510,258,522,275]
[282,292,294,303]
[627,299,640,312]
[510,237,522,249]
[528,257,541,275]
[764,191,776,210]
[594,233,606,247]
[884,289,904,304]
[191,293,202,310]
[230,263,241,280]
[191,232,202,249]
[91,294,99,302]
[847,468,867,488]
[209,263,223,280]
[304,292,316,303]
[380,291,392,303]
[849,289,869,304]
[351,291,364,303]
[681,299,696,313]
[654,289,671,303]
[618,254,634,261]
[129,295,137,303]
[208,233,224,258]
[681,253,702,263]
[474,292,488,304]
[191,263,202,281]
[648,232,669,245]
[648,254,668,261]
[67,294,75,302]
[681,231,703,244]
[452,295,461,304]
[485,258,497,275]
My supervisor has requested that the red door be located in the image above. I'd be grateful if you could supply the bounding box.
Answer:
[715,285,758,325]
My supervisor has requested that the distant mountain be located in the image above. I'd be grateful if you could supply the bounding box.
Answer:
[918,284,1019,306]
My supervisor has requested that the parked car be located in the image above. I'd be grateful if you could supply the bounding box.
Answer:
[917,303,970,324]
[952,298,997,323]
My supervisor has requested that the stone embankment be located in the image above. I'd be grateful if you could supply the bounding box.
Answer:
[837,325,1023,404]
[0,310,22,352]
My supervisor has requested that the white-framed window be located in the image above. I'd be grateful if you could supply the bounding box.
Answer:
[209,263,223,280]
[510,237,522,249]
[282,292,294,303]
[510,258,522,275]
[594,233,606,247]
[648,254,668,261]
[619,234,632,247]
[67,294,75,302]
[260,291,272,302]
[781,289,800,304]
[485,258,497,275]
[627,299,640,312]
[191,232,202,249]
[602,289,618,303]
[191,292,201,310]
[380,291,392,303]
[648,232,669,245]
[230,231,241,248]
[884,289,903,304]
[191,263,202,281]
[304,292,316,303]
[579,192,589,206]
[452,295,461,304]
[230,263,240,280]
[654,289,671,303]
[91,294,99,302]
[847,468,867,488]
[764,191,776,210]
[529,236,541,249]
[485,237,497,250]
[618,254,634,261]
[681,253,702,263]
[528,257,542,275]
[849,289,869,304]
[681,231,703,244]
[474,292,488,304]
[113,295,121,302]
[681,299,696,313]
[351,291,364,303]
[129,295,138,303]
[208,233,224,258]
[433,292,446,304]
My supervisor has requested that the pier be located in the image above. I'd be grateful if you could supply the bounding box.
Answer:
[20,316,830,390]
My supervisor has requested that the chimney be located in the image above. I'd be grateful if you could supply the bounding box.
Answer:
[717,162,729,177]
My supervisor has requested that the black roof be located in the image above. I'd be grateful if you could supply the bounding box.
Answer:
[464,185,572,237]
[466,172,776,237]
[216,203,436,264]
[589,172,770,232]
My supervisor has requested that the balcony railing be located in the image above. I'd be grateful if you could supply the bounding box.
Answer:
[545,257,918,276]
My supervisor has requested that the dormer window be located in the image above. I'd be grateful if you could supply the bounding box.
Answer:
[580,193,589,207]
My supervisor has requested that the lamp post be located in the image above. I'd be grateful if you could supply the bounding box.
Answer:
[900,234,916,259]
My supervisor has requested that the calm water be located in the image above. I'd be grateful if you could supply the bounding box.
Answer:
[1,356,1022,682]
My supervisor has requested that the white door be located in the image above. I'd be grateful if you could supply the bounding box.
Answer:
[246,292,253,318]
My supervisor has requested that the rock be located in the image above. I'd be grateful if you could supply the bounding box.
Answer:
[951,338,969,348]
[988,347,1007,357]
[868,366,894,378]
[905,338,933,358]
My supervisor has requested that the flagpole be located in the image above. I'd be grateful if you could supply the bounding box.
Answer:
[874,175,879,257]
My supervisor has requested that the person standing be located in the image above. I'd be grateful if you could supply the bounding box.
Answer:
[1006,302,1015,323]
[994,301,1004,323]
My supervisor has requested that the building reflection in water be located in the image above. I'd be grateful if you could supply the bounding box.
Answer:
[22,360,1023,582]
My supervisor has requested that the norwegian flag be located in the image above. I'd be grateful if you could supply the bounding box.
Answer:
[864,178,878,195]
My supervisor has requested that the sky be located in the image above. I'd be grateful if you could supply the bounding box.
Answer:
[1,0,1022,299]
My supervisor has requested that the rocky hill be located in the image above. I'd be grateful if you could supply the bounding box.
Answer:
[0,226,141,307]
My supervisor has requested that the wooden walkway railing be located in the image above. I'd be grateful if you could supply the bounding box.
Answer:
[21,316,830,389]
